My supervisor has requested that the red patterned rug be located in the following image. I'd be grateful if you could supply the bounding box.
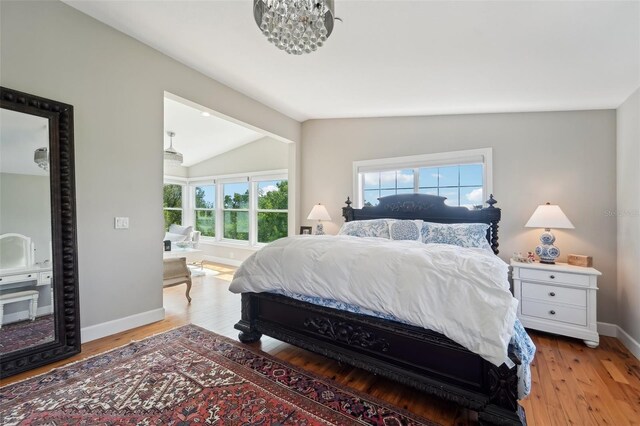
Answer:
[0,324,439,425]
[0,314,55,355]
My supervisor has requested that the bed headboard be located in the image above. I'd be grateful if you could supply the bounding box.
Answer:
[342,193,501,254]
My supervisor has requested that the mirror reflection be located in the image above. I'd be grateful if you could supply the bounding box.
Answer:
[0,108,55,355]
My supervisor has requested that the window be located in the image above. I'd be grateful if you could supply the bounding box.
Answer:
[223,182,249,241]
[363,169,415,206]
[172,170,288,246]
[194,185,215,237]
[256,179,288,243]
[354,149,492,209]
[418,164,483,208]
[163,183,183,230]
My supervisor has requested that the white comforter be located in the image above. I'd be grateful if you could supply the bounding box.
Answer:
[229,235,518,366]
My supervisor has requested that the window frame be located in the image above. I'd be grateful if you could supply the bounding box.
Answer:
[353,148,493,209]
[221,178,251,243]
[254,175,289,245]
[192,183,216,238]
[163,179,187,230]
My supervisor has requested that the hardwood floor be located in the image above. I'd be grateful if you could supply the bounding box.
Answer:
[3,263,639,425]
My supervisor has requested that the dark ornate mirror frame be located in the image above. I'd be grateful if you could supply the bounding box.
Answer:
[0,87,80,378]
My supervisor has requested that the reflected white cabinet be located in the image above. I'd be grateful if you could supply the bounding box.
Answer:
[0,266,54,323]
[511,260,600,348]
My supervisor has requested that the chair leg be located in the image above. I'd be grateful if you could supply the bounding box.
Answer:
[30,295,38,321]
[0,303,4,329]
[185,279,192,303]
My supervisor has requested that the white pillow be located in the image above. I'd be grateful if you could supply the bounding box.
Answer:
[169,224,193,239]
[338,219,393,239]
[421,222,491,250]
[389,220,423,241]
[163,232,187,242]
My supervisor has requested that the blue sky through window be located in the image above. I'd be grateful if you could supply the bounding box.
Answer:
[364,163,483,208]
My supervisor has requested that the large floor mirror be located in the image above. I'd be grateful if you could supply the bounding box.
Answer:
[0,87,80,377]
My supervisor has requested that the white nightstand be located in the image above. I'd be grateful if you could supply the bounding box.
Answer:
[511,260,601,348]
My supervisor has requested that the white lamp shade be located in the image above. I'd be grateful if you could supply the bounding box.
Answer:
[307,204,331,221]
[525,204,574,229]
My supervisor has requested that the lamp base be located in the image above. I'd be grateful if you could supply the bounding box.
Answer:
[315,223,325,235]
[535,229,560,264]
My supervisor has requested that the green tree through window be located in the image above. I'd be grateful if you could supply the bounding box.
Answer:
[195,185,215,237]
[163,184,183,230]
[257,180,288,243]
[223,183,250,240]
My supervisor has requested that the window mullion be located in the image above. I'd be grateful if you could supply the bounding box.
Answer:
[250,181,257,246]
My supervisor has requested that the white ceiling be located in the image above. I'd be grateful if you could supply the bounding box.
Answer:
[0,109,50,177]
[66,1,639,121]
[164,97,264,166]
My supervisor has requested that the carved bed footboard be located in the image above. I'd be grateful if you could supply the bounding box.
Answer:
[235,292,526,425]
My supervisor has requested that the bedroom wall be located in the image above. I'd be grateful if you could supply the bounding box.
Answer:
[186,136,291,263]
[0,0,300,339]
[300,111,618,324]
[616,88,640,347]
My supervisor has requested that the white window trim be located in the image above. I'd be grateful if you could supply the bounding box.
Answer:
[352,148,493,208]
[164,169,289,248]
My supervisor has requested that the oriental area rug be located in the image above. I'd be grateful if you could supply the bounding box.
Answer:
[0,314,55,355]
[0,324,439,425]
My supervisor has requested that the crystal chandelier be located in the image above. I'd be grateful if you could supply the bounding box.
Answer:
[253,0,336,55]
[164,131,183,165]
[34,147,48,171]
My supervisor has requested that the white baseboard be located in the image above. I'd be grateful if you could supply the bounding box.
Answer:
[598,321,640,359]
[597,321,618,337]
[202,255,243,267]
[2,305,53,325]
[81,307,165,344]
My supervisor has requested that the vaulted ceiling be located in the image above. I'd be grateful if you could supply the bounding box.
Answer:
[66,1,640,121]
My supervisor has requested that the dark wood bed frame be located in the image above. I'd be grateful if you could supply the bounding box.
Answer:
[235,194,526,425]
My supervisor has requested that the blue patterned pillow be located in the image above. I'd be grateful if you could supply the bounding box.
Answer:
[389,220,423,241]
[338,219,393,239]
[421,222,491,250]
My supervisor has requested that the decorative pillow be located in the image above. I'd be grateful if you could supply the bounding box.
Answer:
[163,232,187,242]
[389,220,423,241]
[421,222,491,250]
[169,224,193,239]
[338,219,393,239]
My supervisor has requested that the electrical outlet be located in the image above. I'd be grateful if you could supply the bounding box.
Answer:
[114,217,129,229]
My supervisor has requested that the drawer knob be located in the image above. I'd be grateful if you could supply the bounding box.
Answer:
[549,292,556,297]
[550,275,555,279]
[27,274,32,278]
[549,310,556,315]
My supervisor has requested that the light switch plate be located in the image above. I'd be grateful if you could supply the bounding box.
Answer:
[114,217,129,229]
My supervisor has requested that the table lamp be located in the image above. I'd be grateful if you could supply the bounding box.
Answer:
[307,203,331,235]
[525,203,574,264]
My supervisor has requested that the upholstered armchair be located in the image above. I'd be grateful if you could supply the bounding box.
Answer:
[162,257,192,302]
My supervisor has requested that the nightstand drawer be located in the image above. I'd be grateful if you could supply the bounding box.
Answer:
[522,282,587,307]
[522,300,586,326]
[520,268,590,286]
[38,272,52,285]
